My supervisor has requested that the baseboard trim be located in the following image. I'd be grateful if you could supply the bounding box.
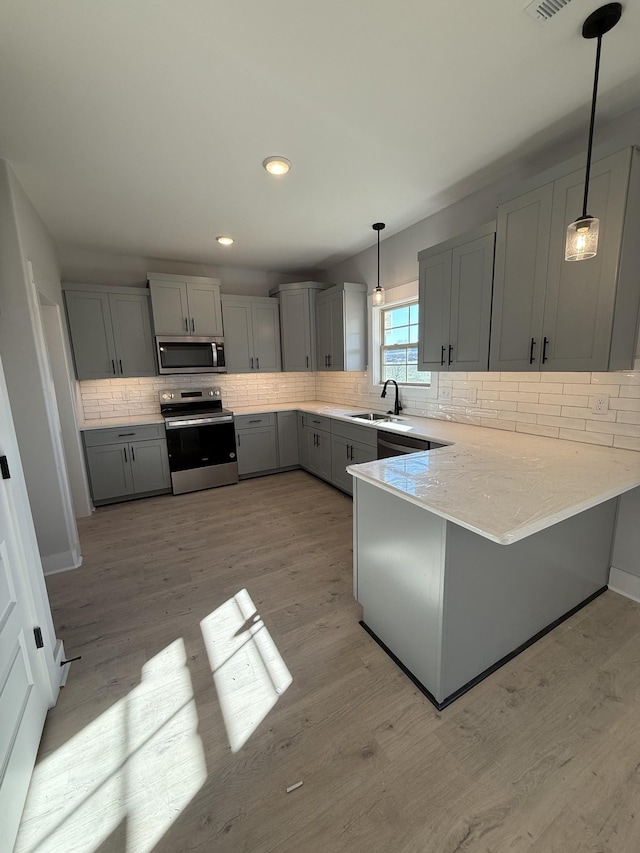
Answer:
[360,585,608,711]
[42,551,82,575]
[609,566,640,604]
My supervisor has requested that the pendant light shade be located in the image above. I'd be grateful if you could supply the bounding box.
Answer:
[565,3,621,262]
[372,222,386,306]
[565,216,599,262]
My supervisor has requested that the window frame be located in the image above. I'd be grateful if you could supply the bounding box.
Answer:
[379,300,429,387]
[366,280,439,399]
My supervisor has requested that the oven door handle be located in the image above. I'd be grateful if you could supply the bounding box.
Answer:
[165,415,234,429]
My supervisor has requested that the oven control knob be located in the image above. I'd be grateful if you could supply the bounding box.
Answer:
[230,452,236,459]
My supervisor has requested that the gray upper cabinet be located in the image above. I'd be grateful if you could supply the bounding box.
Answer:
[542,152,634,371]
[316,282,367,371]
[490,146,640,372]
[418,224,495,372]
[489,185,552,371]
[221,296,281,373]
[270,281,328,372]
[148,273,223,337]
[64,285,155,380]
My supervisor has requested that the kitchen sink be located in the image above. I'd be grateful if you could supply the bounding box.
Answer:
[349,412,393,422]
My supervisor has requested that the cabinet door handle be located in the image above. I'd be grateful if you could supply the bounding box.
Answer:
[529,338,536,364]
[237,434,241,446]
[542,336,549,364]
[191,317,195,333]
[185,317,189,333]
[111,359,116,375]
[306,355,309,369]
[123,446,127,464]
[131,446,135,462]
[118,432,135,437]
[248,419,261,424]
[251,357,254,369]
[440,345,446,366]
[328,354,332,367]
[448,344,453,366]
[256,357,260,370]
[119,359,123,374]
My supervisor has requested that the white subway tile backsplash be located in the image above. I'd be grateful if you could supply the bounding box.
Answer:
[538,414,586,430]
[516,423,560,439]
[78,364,640,452]
[559,428,614,447]
[517,402,562,417]
[614,436,640,451]
[539,393,590,407]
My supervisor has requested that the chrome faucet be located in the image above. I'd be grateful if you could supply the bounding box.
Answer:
[381,379,403,416]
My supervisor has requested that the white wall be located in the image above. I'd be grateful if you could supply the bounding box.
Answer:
[322,105,640,290]
[0,161,81,573]
[58,245,311,297]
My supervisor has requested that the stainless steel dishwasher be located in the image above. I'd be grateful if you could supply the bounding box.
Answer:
[377,431,445,458]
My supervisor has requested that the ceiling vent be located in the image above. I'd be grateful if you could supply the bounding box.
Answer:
[525,0,573,23]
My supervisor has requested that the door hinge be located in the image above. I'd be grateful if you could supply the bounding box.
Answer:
[0,456,10,479]
[34,626,44,649]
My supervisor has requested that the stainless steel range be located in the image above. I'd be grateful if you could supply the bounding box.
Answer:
[160,387,238,494]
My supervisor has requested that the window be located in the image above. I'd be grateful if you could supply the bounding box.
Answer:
[380,301,431,385]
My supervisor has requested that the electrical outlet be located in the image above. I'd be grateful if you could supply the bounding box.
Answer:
[591,393,609,415]
[440,386,452,402]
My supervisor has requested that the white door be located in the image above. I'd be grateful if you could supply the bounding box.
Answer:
[0,368,51,851]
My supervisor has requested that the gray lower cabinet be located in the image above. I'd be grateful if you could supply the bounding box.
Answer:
[83,424,171,505]
[330,418,377,495]
[277,411,299,468]
[235,413,278,477]
[64,285,156,380]
[418,223,495,372]
[306,426,332,482]
[490,146,640,372]
[331,436,376,495]
[298,413,310,470]
[222,296,281,373]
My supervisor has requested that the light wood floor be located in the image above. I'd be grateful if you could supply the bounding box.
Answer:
[16,470,640,853]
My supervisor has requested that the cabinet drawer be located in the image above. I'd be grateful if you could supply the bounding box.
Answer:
[330,418,377,447]
[234,412,276,430]
[83,423,166,447]
[303,413,332,433]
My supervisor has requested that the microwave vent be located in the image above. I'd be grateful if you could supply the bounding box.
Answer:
[525,0,573,23]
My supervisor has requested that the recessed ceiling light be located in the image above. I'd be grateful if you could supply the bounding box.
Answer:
[216,236,234,246]
[263,156,291,175]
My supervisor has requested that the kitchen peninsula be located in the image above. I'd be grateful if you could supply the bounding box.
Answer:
[347,421,640,709]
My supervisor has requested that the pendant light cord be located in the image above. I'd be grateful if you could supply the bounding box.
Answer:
[377,229,380,289]
[583,33,603,218]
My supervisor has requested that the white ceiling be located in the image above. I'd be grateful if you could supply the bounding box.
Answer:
[1,0,640,274]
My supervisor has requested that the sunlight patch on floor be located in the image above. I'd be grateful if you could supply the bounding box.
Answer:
[15,639,206,853]
[201,589,292,752]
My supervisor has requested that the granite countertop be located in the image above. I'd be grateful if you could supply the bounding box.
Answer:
[78,401,640,545]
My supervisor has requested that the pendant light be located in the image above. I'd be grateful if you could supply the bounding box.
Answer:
[565,3,622,262]
[372,222,386,306]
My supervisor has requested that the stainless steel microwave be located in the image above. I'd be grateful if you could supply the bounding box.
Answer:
[156,336,226,374]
